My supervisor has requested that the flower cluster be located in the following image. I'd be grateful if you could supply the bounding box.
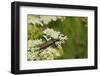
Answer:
[28,16,43,26]
[28,15,65,26]
[39,47,61,60]
[43,28,68,47]
[28,39,43,50]
[28,39,44,60]
[27,28,68,61]
[27,15,67,61]
[27,39,61,60]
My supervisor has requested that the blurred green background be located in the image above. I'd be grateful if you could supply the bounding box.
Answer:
[28,16,88,59]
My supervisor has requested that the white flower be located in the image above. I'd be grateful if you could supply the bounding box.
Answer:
[28,39,44,50]
[39,47,61,60]
[43,28,60,39]
[43,28,68,45]
[28,16,43,26]
[28,39,43,46]
[27,51,40,60]
[28,46,62,61]
[28,15,66,26]
[40,16,58,24]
